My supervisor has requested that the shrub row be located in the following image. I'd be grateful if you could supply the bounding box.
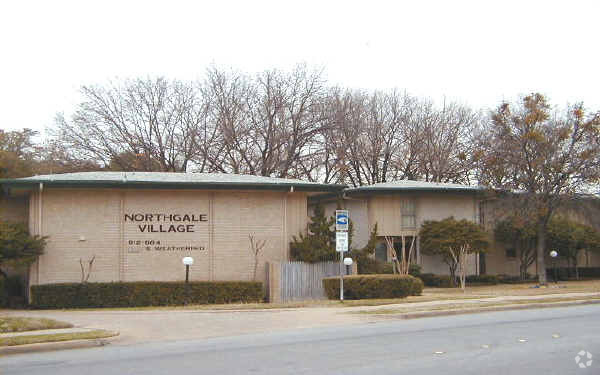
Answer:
[0,275,26,308]
[496,274,538,284]
[418,273,454,288]
[30,281,263,309]
[546,267,600,280]
[322,275,423,300]
[465,274,499,285]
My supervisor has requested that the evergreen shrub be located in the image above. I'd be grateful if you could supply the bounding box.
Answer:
[30,281,263,309]
[322,274,423,300]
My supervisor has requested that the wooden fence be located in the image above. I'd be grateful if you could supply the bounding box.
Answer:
[269,261,353,303]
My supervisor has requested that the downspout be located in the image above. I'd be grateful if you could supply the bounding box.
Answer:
[38,183,43,237]
[31,183,43,302]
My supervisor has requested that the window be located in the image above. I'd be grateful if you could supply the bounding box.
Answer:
[401,200,416,228]
[375,242,387,262]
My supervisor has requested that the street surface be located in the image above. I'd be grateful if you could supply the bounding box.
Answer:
[1,304,598,374]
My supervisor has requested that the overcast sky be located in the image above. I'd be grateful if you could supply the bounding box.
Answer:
[2,0,599,135]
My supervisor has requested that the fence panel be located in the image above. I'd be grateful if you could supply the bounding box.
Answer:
[279,261,349,302]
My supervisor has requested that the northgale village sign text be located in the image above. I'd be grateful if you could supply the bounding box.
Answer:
[124,213,208,233]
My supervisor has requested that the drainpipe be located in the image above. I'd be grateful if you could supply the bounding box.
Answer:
[38,183,43,236]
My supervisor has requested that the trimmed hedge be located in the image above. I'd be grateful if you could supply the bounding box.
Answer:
[546,267,600,281]
[497,274,538,284]
[465,275,499,285]
[322,275,423,300]
[418,273,454,288]
[30,281,263,309]
[0,278,7,308]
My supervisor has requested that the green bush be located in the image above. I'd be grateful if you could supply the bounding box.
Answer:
[409,264,422,277]
[0,278,7,307]
[322,275,423,300]
[418,273,454,288]
[465,275,499,285]
[30,281,263,309]
[497,274,538,284]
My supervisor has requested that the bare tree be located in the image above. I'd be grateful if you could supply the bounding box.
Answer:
[249,235,266,281]
[417,100,480,184]
[205,65,327,178]
[54,77,210,172]
[79,255,95,283]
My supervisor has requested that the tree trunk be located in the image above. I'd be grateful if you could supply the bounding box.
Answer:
[536,222,547,285]
[520,263,527,281]
[449,263,457,287]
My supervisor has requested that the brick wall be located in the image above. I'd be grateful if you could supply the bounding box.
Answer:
[28,188,308,287]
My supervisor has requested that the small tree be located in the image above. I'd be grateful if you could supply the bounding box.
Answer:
[494,217,537,280]
[79,255,95,283]
[547,218,600,280]
[0,221,46,278]
[290,203,336,263]
[420,217,489,288]
[249,235,266,281]
[290,202,355,263]
[348,224,379,274]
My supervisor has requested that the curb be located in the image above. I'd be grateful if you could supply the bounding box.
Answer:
[0,332,120,356]
[372,299,600,320]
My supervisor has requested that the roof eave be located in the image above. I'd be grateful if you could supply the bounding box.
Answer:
[0,179,346,193]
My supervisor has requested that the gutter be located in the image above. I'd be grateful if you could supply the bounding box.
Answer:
[0,179,347,193]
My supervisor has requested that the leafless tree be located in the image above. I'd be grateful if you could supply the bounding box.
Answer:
[79,255,95,283]
[54,77,210,172]
[249,235,266,281]
[204,65,327,178]
[417,99,480,184]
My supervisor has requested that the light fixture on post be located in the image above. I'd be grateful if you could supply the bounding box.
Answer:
[182,256,194,283]
[182,256,194,305]
[549,250,558,284]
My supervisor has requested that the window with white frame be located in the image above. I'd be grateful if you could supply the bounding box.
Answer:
[401,200,416,228]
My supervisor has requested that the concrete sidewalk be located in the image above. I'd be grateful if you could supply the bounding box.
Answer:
[1,291,599,349]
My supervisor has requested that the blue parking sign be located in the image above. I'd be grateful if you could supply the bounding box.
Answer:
[336,210,349,231]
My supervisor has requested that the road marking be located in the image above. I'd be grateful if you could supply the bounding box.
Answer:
[552,334,560,338]
[481,344,490,349]
[518,339,527,342]
[434,351,445,355]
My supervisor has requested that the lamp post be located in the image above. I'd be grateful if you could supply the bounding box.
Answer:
[182,257,194,305]
[549,250,558,284]
[182,256,194,282]
[341,257,353,302]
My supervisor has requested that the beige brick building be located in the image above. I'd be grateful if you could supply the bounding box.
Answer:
[0,172,345,289]
[312,180,484,276]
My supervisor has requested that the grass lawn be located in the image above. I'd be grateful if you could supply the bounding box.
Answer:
[0,330,116,346]
[423,279,600,298]
[0,317,73,333]
[355,295,600,315]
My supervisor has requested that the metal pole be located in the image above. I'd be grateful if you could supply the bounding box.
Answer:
[186,264,190,283]
[340,250,344,302]
[553,260,558,284]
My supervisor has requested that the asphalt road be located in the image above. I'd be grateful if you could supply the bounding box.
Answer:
[1,304,599,375]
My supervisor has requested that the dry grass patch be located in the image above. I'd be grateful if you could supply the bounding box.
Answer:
[424,279,600,297]
[0,317,73,333]
[356,295,600,315]
[0,330,116,346]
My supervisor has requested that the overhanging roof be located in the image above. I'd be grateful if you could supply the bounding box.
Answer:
[0,172,347,193]
[309,180,483,203]
[346,180,482,194]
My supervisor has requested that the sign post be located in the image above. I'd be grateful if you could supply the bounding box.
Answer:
[336,210,349,302]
